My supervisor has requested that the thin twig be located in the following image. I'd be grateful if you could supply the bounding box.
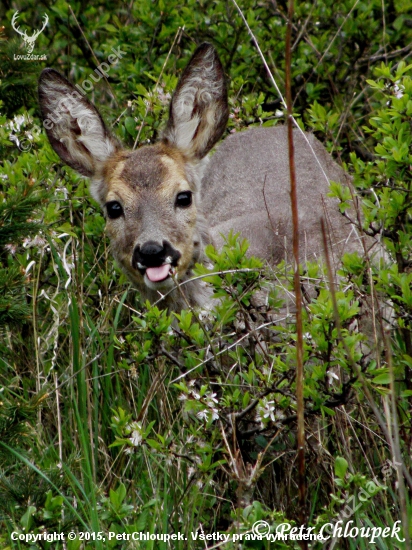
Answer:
[386,330,411,549]
[133,26,184,149]
[285,0,307,537]
[357,42,412,64]
[151,267,262,308]
[68,5,118,105]
[170,320,276,384]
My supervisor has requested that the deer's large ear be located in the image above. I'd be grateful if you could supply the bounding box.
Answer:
[161,43,228,161]
[38,69,120,177]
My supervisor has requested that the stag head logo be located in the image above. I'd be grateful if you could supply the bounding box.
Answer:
[11,11,48,54]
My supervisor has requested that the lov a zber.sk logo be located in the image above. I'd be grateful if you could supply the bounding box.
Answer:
[11,10,48,60]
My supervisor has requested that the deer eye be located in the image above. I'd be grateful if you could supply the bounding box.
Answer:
[106,201,124,219]
[175,191,192,208]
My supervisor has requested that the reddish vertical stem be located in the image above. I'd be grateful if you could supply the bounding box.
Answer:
[285,0,307,538]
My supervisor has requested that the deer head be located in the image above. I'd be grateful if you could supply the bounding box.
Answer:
[12,11,48,54]
[38,43,228,310]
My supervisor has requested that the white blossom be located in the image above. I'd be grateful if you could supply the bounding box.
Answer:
[326,370,340,384]
[196,409,209,421]
[130,430,143,447]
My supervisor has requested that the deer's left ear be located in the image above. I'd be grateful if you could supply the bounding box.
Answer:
[38,69,120,177]
[161,43,228,162]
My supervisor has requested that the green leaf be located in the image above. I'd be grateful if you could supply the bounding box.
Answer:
[125,117,137,136]
[103,24,119,33]
[335,457,348,480]
[146,439,163,451]
[20,505,36,530]
[372,373,391,385]
[110,483,127,508]
[56,222,77,237]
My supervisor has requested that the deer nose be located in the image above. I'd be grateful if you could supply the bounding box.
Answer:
[132,240,181,270]
[134,241,165,268]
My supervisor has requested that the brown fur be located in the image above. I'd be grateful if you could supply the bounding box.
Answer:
[94,145,210,310]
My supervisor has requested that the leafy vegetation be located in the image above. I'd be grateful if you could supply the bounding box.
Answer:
[0,0,411,549]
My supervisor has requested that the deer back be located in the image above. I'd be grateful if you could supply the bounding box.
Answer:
[202,126,363,269]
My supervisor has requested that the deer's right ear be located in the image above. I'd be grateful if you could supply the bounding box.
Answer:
[38,69,120,177]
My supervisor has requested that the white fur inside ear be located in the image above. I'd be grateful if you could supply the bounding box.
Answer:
[67,103,116,161]
[161,44,228,161]
[171,82,201,150]
[40,74,117,175]
[174,84,198,117]
[171,115,200,152]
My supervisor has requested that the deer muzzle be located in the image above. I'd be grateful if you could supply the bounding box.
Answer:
[132,240,182,285]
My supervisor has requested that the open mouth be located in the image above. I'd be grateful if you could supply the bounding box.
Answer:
[132,243,181,287]
[136,256,177,285]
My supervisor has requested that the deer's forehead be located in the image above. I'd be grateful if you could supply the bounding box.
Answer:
[104,145,188,197]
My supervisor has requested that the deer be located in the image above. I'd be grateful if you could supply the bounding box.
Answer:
[38,43,372,313]
[12,11,49,54]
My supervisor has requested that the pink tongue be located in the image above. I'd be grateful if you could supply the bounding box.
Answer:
[146,264,171,282]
